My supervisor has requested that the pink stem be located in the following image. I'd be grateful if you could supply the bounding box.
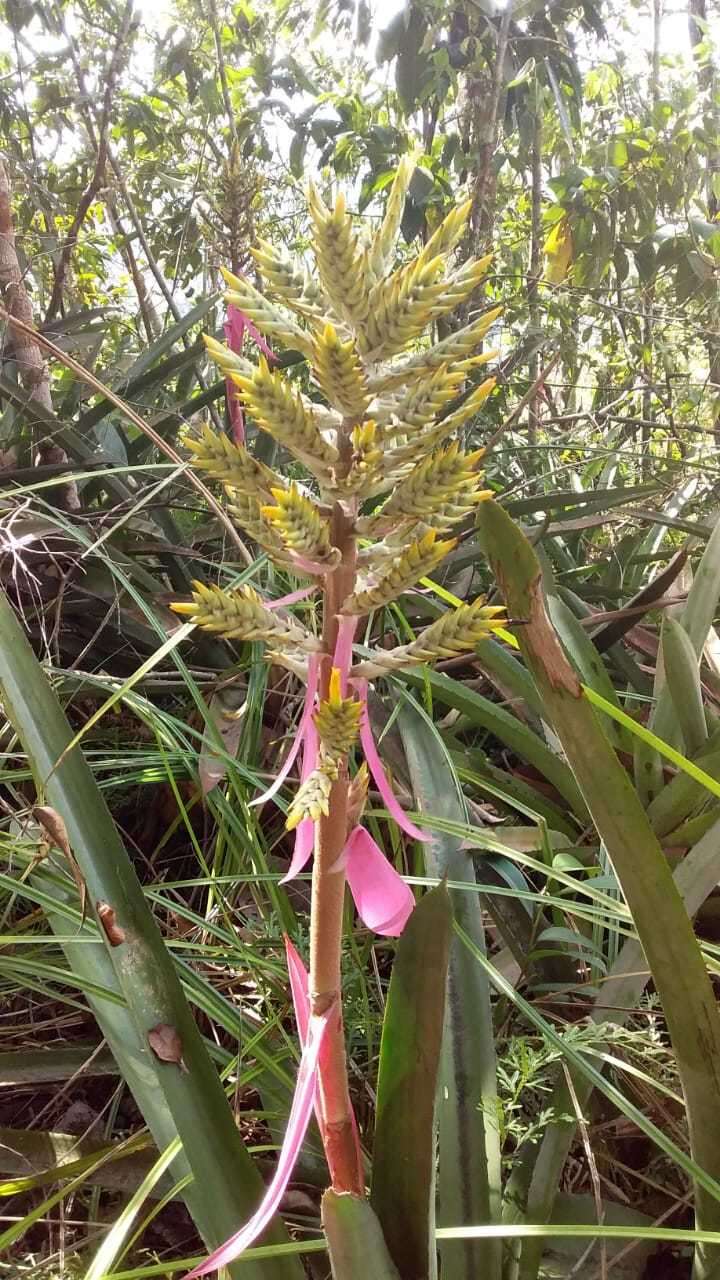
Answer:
[332,615,357,696]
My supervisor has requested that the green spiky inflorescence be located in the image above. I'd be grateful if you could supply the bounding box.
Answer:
[314,669,362,760]
[185,422,283,499]
[181,159,509,674]
[171,582,320,651]
[286,767,333,829]
[353,597,509,674]
[312,323,370,418]
[341,530,458,616]
[370,443,489,531]
[261,484,339,568]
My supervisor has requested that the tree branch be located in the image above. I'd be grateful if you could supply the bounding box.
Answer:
[44,1,137,323]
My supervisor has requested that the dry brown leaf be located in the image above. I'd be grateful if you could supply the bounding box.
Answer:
[33,804,87,921]
[147,1023,187,1071]
[199,685,246,795]
[96,901,126,947]
[33,805,71,857]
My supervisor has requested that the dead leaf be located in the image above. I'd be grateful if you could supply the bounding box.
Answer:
[33,805,87,922]
[148,1023,187,1071]
[199,686,246,795]
[96,901,126,946]
[33,805,71,857]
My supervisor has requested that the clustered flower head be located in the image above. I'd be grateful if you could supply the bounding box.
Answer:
[177,160,505,680]
[173,159,508,1278]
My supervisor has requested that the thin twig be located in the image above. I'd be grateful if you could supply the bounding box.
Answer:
[485,352,562,454]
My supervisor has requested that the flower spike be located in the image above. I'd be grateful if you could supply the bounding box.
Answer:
[175,170,503,1264]
[342,530,457,616]
[171,581,320,651]
[314,668,362,760]
[261,484,339,567]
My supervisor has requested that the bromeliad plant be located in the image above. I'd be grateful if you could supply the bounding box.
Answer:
[172,160,506,1275]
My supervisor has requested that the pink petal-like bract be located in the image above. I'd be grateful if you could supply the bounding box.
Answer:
[288,551,333,577]
[245,316,276,363]
[224,305,246,353]
[265,586,316,611]
[284,936,324,1131]
[226,304,276,366]
[283,817,314,882]
[344,825,415,936]
[250,655,319,808]
[353,680,431,842]
[284,934,310,1045]
[224,307,247,444]
[280,717,319,883]
[332,615,357,696]
[282,940,364,1186]
[183,1008,330,1279]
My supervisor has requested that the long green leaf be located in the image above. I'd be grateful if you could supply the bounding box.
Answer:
[0,590,300,1280]
[371,883,452,1280]
[637,516,720,801]
[398,699,503,1280]
[546,595,629,751]
[662,615,708,756]
[479,500,720,1279]
[322,1192,400,1280]
[396,667,589,822]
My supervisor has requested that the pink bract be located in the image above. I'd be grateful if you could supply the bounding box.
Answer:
[251,655,319,809]
[223,305,276,446]
[353,680,431,842]
[183,1007,330,1278]
[280,716,319,884]
[344,825,415,936]
[332,615,358,696]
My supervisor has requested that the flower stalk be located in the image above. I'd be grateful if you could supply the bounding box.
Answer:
[174,164,509,1272]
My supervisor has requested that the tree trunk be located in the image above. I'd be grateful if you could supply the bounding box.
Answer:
[0,160,79,510]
